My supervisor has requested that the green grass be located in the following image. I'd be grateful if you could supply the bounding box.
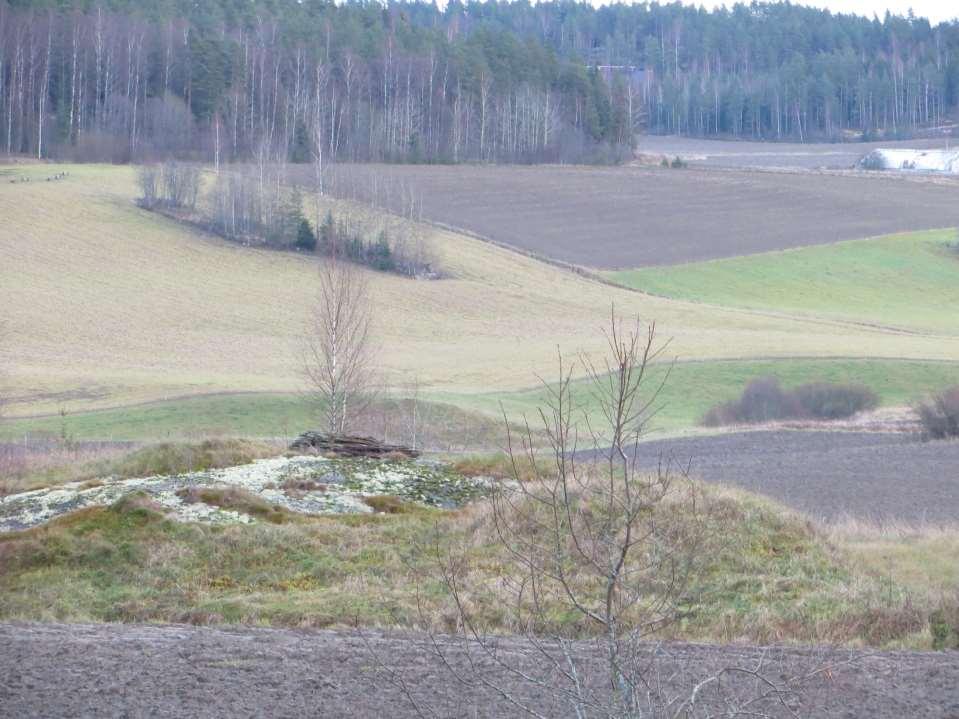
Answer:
[4,358,958,441]
[447,357,959,434]
[607,230,959,335]
[0,393,505,445]
[1,439,283,496]
[0,480,948,648]
[0,394,313,442]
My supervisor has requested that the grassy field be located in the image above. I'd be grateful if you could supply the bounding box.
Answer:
[0,477,950,649]
[5,163,959,422]
[443,357,959,436]
[3,358,958,441]
[608,230,959,335]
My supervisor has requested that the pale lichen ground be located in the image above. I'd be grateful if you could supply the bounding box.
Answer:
[0,456,485,532]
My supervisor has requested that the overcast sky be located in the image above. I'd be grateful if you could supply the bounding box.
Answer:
[670,1,957,24]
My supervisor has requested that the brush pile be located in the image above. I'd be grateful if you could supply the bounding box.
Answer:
[289,433,420,459]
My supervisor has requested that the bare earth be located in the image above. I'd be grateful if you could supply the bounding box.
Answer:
[321,164,959,269]
[2,623,957,718]
[622,431,959,524]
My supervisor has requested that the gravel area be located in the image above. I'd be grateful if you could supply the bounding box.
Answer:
[620,430,959,524]
[2,622,958,718]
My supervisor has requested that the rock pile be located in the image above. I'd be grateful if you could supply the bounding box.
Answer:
[289,433,420,459]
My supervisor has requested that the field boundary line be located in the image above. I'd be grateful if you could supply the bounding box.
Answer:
[419,218,955,340]
[6,357,959,422]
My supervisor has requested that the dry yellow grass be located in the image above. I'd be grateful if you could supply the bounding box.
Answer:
[3,163,959,416]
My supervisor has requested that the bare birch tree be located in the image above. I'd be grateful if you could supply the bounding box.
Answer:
[304,257,374,435]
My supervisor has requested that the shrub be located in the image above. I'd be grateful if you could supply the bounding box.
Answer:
[858,150,887,171]
[703,377,879,426]
[793,382,878,420]
[703,377,799,426]
[917,386,959,439]
[930,597,959,650]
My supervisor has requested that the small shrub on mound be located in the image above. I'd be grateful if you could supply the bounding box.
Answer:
[917,386,959,439]
[703,377,878,426]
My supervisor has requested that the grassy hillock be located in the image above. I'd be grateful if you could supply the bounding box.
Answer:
[0,476,951,650]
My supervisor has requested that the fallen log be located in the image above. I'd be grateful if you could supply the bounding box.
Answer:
[290,432,420,459]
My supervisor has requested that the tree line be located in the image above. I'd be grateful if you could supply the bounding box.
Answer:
[2,1,958,167]
[138,160,434,277]
[0,0,631,165]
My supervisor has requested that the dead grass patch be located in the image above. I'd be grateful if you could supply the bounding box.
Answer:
[175,486,296,524]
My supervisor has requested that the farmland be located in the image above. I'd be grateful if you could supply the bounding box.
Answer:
[583,430,959,525]
[322,163,959,268]
[4,163,958,423]
[3,624,957,717]
[4,358,959,442]
[609,229,959,335]
[4,156,959,715]
[4,0,959,711]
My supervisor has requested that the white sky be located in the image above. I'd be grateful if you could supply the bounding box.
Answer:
[664,0,958,24]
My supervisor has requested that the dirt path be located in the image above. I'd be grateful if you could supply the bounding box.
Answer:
[2,622,957,718]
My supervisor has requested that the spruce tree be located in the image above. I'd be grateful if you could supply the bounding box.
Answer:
[295,218,317,251]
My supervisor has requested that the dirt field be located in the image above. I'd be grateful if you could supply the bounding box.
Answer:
[322,163,959,268]
[637,135,954,170]
[617,430,959,524]
[2,622,956,718]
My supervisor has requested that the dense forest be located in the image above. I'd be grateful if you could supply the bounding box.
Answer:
[1,0,958,165]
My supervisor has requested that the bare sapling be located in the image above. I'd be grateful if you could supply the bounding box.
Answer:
[304,257,375,435]
[372,310,809,717]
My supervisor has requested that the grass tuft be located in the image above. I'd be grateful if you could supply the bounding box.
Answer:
[109,439,280,478]
[175,486,297,524]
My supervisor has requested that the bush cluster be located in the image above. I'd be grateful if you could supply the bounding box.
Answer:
[917,386,959,439]
[703,377,878,426]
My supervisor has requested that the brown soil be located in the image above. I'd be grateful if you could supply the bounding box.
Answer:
[2,622,957,718]
[617,430,959,524]
[317,164,959,269]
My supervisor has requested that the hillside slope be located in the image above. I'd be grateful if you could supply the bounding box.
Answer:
[3,163,959,418]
